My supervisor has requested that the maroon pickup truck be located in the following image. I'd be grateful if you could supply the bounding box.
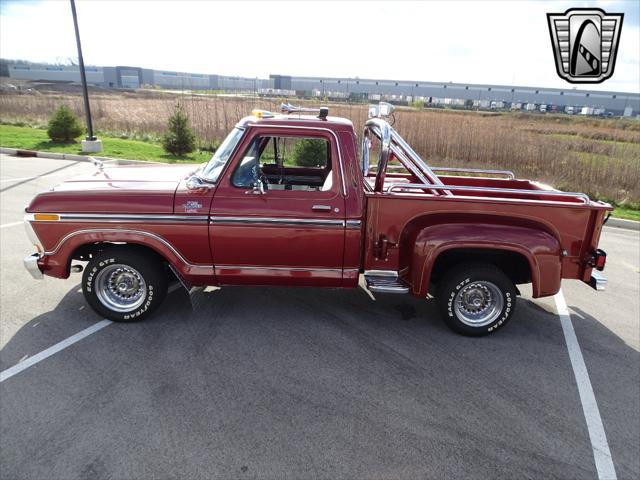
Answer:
[23,103,611,335]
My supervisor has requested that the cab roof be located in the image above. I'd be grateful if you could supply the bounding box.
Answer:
[236,111,354,130]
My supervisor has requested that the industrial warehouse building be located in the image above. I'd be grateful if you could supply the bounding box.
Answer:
[2,61,638,115]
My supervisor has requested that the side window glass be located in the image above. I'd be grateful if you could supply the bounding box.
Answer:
[231,138,261,188]
[288,138,328,168]
[231,135,333,192]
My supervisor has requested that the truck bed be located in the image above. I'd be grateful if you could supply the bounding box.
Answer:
[363,175,611,296]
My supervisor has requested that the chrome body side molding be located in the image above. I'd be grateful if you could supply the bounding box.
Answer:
[216,265,343,273]
[26,213,354,227]
[210,216,345,228]
[25,213,209,224]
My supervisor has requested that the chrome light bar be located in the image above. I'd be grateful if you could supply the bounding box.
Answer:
[280,103,328,119]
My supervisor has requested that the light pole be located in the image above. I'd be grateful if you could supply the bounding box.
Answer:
[70,0,102,152]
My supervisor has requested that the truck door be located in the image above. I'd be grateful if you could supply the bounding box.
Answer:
[210,126,346,286]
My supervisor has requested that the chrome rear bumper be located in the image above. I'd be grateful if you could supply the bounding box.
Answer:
[24,253,43,279]
[589,270,607,291]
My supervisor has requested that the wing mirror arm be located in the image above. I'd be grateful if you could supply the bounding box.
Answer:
[245,181,266,195]
[186,175,213,192]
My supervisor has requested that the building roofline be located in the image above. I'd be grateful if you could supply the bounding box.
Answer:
[280,74,639,97]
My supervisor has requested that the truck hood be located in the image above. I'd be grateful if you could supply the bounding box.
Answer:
[27,164,199,214]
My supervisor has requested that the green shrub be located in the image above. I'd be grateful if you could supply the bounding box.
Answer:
[162,105,196,156]
[199,139,220,153]
[47,105,83,143]
[291,138,327,167]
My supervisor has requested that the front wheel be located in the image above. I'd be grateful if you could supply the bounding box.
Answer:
[82,247,168,322]
[437,264,516,336]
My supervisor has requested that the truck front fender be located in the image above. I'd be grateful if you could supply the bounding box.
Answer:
[38,228,213,281]
[410,223,562,298]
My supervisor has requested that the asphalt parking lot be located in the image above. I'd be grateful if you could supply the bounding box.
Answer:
[1,154,638,480]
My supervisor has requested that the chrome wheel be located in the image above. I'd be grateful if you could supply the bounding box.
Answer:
[95,264,147,313]
[453,281,504,327]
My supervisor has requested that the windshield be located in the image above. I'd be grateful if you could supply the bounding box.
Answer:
[200,127,245,182]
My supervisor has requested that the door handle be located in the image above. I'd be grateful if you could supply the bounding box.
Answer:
[312,205,332,212]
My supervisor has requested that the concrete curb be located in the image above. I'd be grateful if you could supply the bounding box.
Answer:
[607,217,640,231]
[0,147,154,166]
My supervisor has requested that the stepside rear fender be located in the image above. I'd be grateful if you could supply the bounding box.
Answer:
[37,229,213,283]
[410,223,562,298]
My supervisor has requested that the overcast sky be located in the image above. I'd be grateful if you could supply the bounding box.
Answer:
[1,0,638,93]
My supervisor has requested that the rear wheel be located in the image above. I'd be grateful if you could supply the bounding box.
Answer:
[437,264,516,336]
[82,247,168,322]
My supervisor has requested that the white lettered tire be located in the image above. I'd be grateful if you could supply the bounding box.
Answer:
[82,247,168,322]
[437,264,517,336]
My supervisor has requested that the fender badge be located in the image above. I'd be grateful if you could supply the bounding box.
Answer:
[183,201,203,213]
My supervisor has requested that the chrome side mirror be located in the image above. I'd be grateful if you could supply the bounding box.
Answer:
[186,175,211,192]
[247,180,266,195]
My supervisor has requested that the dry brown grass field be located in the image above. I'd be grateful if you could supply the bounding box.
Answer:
[1,88,638,205]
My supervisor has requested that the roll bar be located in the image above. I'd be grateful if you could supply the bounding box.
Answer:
[386,183,591,204]
[362,115,590,205]
[364,118,448,194]
[376,165,516,180]
[430,167,515,179]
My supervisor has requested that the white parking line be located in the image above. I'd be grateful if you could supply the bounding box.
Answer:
[0,176,35,183]
[0,320,112,383]
[0,169,87,185]
[0,221,23,229]
[554,290,617,480]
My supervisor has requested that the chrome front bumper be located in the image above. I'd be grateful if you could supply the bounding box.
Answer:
[24,253,44,279]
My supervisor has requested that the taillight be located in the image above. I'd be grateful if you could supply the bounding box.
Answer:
[594,249,607,271]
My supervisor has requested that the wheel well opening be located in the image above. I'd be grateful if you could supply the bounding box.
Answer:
[71,242,167,265]
[430,249,531,286]
[70,242,177,282]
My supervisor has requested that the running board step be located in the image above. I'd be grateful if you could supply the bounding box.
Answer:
[364,272,409,294]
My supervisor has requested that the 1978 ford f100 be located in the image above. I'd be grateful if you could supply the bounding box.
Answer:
[23,103,611,335]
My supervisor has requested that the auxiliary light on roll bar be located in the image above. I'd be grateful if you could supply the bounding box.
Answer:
[368,102,395,118]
